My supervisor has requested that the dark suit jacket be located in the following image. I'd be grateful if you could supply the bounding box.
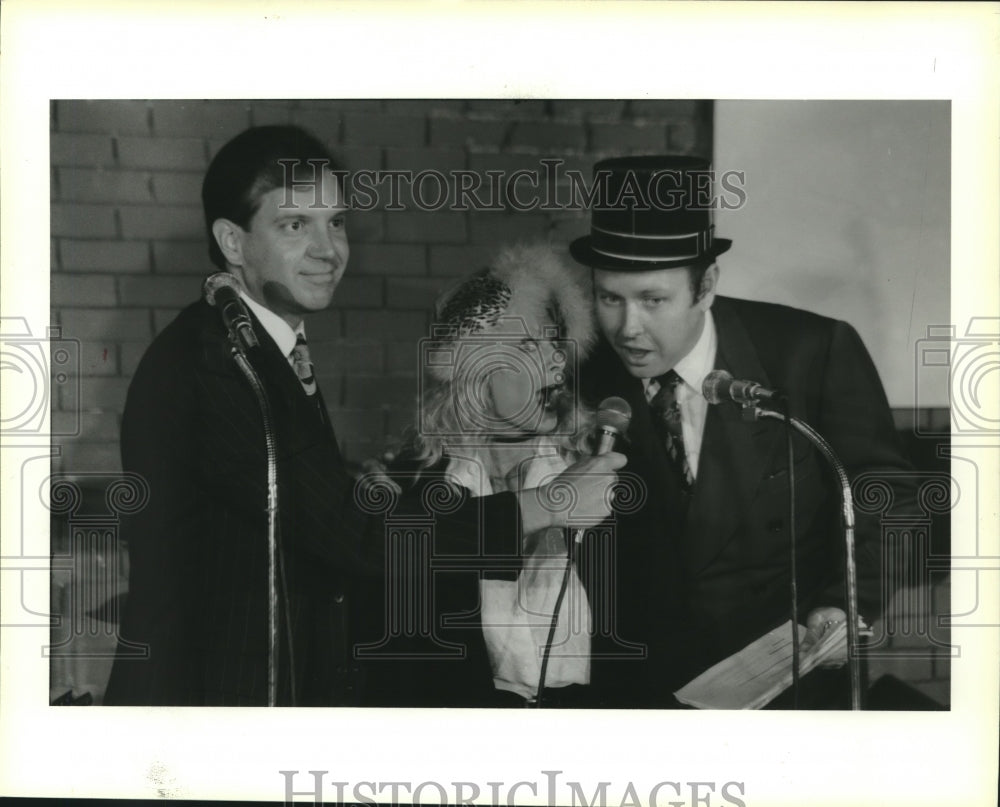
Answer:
[354,453,516,708]
[579,296,917,707]
[104,300,523,706]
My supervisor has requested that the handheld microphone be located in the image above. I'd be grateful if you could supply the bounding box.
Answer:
[573,397,632,545]
[203,272,259,351]
[702,369,781,405]
[593,396,632,455]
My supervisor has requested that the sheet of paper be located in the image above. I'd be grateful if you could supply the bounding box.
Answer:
[674,620,847,710]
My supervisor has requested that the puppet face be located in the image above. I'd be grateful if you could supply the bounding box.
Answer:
[593,265,717,379]
[452,314,568,437]
[220,170,349,328]
[486,336,566,435]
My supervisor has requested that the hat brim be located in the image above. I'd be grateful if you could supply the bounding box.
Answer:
[569,237,731,271]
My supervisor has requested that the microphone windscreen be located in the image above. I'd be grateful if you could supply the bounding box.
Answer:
[596,396,632,434]
[702,369,733,405]
[203,272,241,307]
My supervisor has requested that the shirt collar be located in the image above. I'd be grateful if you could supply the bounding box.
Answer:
[238,291,305,357]
[673,309,717,393]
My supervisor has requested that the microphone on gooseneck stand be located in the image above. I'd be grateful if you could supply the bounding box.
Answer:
[203,272,259,352]
[702,369,782,406]
[203,272,286,704]
[572,396,632,545]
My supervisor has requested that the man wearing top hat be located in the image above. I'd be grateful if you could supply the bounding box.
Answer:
[571,155,917,708]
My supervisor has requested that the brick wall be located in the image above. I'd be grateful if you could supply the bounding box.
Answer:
[50,99,713,471]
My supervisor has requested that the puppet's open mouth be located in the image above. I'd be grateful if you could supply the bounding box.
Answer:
[541,382,567,411]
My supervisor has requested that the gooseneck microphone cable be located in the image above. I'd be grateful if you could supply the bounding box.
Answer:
[533,397,632,708]
[534,539,575,708]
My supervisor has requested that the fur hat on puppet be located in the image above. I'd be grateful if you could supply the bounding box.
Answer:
[426,243,595,384]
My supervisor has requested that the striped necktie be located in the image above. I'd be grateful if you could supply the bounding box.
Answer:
[290,334,317,396]
[648,370,694,493]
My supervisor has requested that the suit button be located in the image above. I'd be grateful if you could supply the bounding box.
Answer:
[766,518,784,533]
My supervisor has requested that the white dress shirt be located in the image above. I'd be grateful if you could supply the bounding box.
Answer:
[238,291,308,367]
[641,309,718,480]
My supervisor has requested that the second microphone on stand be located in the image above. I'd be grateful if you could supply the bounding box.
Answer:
[203,272,259,352]
[702,370,783,406]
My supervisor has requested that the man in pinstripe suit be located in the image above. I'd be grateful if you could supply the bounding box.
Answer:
[104,126,623,706]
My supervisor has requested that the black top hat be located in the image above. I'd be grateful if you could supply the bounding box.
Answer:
[569,155,732,271]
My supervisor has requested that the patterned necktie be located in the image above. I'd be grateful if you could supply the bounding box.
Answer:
[649,370,694,493]
[290,334,317,396]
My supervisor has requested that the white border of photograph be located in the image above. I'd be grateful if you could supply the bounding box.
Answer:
[2,2,998,805]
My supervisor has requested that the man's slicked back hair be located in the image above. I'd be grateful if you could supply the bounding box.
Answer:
[201,125,341,270]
